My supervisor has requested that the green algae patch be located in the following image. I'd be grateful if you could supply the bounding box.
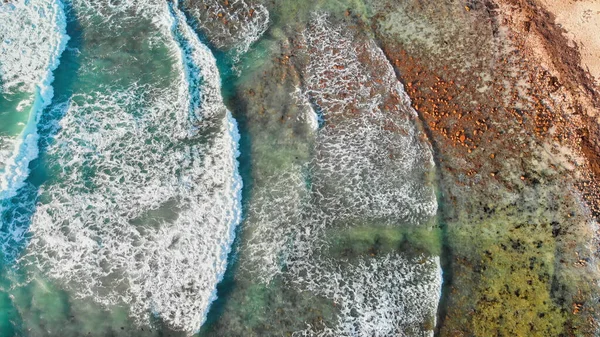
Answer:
[445,215,574,337]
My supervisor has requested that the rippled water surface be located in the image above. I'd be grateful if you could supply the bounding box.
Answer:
[2,0,596,336]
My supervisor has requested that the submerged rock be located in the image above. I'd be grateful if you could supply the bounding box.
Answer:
[181,0,269,60]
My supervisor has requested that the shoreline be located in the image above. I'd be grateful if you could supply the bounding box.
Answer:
[371,0,600,335]
[540,0,600,89]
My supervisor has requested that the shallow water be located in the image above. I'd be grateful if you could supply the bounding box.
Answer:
[2,0,595,336]
[0,1,441,336]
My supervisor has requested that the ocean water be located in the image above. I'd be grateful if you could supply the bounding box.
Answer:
[0,0,68,210]
[198,12,442,337]
[0,1,444,336]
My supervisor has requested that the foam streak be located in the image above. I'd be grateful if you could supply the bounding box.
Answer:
[0,0,69,203]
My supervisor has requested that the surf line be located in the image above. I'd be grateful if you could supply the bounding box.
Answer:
[0,0,70,204]
[166,0,244,332]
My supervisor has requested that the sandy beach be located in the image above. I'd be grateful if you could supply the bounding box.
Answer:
[540,0,600,88]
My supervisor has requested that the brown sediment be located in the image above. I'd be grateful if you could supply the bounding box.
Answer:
[368,0,600,335]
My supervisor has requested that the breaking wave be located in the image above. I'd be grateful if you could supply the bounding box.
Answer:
[0,0,68,94]
[0,0,69,205]
[14,1,243,334]
[166,0,226,133]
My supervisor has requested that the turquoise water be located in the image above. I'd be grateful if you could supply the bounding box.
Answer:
[0,1,443,336]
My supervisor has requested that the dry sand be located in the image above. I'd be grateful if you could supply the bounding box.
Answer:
[539,0,600,88]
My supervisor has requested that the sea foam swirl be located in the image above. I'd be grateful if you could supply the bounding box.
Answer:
[22,1,242,334]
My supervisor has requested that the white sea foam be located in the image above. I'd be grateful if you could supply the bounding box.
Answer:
[0,0,68,94]
[0,135,15,173]
[291,255,442,337]
[20,2,243,334]
[243,13,441,336]
[0,0,69,203]
[243,170,308,284]
[291,86,321,131]
[166,0,227,134]
[245,169,442,336]
[0,182,37,261]
[70,0,167,32]
[302,13,437,225]
[26,89,242,334]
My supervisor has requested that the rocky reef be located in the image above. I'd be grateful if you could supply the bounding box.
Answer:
[189,0,600,335]
[369,1,600,335]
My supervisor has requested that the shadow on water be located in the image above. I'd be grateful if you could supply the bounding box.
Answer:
[197,47,260,337]
[196,95,253,337]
